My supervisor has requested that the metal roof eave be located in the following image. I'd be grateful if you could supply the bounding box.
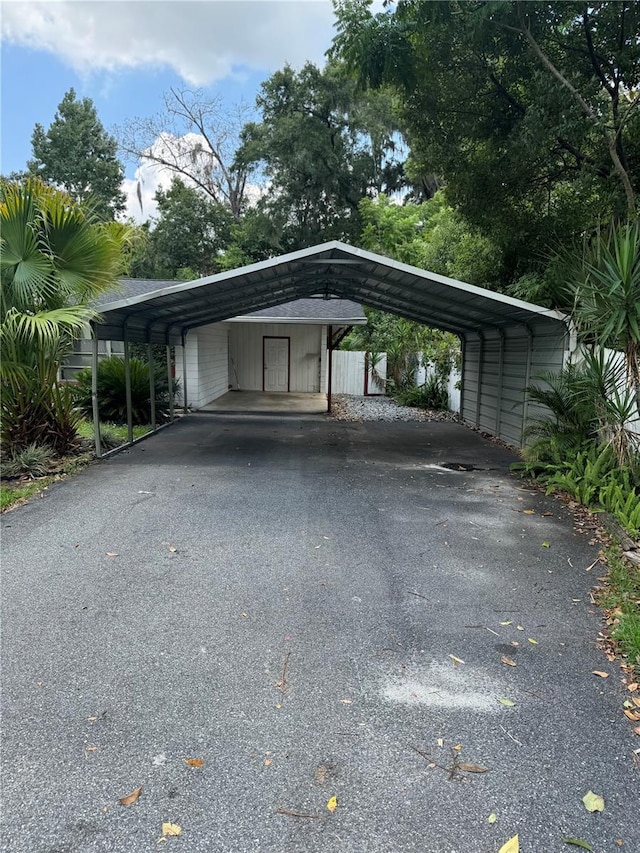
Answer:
[94,240,569,343]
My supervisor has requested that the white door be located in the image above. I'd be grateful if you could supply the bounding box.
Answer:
[264,337,289,392]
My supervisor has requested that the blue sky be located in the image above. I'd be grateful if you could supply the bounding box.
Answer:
[1,0,343,218]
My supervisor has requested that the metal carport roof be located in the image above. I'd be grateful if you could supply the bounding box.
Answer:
[95,241,568,345]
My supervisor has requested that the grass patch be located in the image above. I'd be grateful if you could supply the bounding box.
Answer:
[597,548,640,679]
[76,421,152,445]
[0,480,48,511]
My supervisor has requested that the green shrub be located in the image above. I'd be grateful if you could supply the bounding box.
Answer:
[1,443,55,478]
[393,374,449,410]
[74,356,176,426]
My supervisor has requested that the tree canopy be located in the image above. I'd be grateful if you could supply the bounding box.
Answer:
[29,89,126,220]
[332,0,640,283]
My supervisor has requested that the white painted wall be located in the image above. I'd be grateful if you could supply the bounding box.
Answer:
[175,323,230,408]
[229,323,322,392]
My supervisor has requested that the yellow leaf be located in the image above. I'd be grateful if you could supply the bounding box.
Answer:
[497,697,516,707]
[162,822,182,836]
[501,655,517,667]
[437,737,444,747]
[500,620,512,626]
[592,671,609,678]
[498,834,519,853]
[448,654,465,666]
[528,638,538,644]
[582,790,605,812]
[541,541,550,548]
[523,509,535,515]
[184,758,204,767]
[488,813,498,824]
[118,786,142,806]
[453,743,462,751]
[516,625,524,631]
[326,796,338,813]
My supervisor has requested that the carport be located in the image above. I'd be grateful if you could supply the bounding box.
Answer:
[91,240,571,454]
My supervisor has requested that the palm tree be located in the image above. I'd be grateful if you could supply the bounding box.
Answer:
[1,178,124,454]
[568,220,640,412]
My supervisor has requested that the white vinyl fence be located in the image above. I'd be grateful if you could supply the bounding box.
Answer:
[331,351,387,396]
[415,360,461,413]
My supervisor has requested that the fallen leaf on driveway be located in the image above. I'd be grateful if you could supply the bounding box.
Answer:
[633,726,640,736]
[623,709,640,721]
[528,638,538,644]
[592,671,609,678]
[106,552,118,557]
[523,509,535,515]
[582,790,605,812]
[497,698,516,707]
[500,620,512,626]
[498,834,519,853]
[184,758,204,767]
[563,839,594,850]
[118,786,142,806]
[501,655,517,667]
[541,541,550,548]
[487,813,497,824]
[458,762,489,773]
[339,699,352,704]
[326,796,337,813]
[168,545,177,553]
[161,822,182,836]
[448,654,465,666]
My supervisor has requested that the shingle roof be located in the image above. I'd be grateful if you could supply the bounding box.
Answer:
[97,280,365,324]
[229,297,365,322]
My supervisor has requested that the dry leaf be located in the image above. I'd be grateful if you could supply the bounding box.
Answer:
[488,813,497,824]
[582,790,605,812]
[632,697,640,707]
[633,725,640,736]
[458,762,488,773]
[118,786,142,806]
[264,758,272,766]
[623,709,640,721]
[339,699,352,704]
[500,620,512,626]
[448,654,465,666]
[184,758,204,768]
[498,834,519,853]
[516,625,524,631]
[161,822,182,837]
[542,511,554,516]
[241,612,248,618]
[453,743,462,751]
[501,655,517,667]
[497,698,516,707]
[437,737,444,747]
[627,682,639,692]
[168,545,177,553]
[106,552,118,557]
[523,509,535,515]
[528,638,538,644]
[326,796,337,813]
[592,671,609,678]
[511,641,519,647]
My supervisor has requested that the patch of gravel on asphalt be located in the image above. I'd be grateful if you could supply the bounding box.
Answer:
[330,394,456,423]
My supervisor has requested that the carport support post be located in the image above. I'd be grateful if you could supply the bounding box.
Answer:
[148,343,156,431]
[166,345,174,421]
[181,333,188,414]
[495,329,505,438]
[91,330,101,458]
[475,331,484,428]
[124,338,134,445]
[327,325,333,413]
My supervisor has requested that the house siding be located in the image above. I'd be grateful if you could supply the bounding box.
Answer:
[229,323,323,392]
[175,323,229,408]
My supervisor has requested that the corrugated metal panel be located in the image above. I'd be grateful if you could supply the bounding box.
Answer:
[462,321,569,447]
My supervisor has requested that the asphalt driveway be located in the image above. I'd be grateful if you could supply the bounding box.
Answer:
[1,414,637,852]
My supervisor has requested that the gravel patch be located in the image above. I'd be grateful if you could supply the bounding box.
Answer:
[329,394,456,422]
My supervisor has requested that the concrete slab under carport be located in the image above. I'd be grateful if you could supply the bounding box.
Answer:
[198,390,327,414]
[1,415,637,853]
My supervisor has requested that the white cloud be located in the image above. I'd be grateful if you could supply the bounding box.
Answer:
[1,0,337,85]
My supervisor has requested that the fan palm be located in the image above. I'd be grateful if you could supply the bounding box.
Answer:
[1,178,124,453]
